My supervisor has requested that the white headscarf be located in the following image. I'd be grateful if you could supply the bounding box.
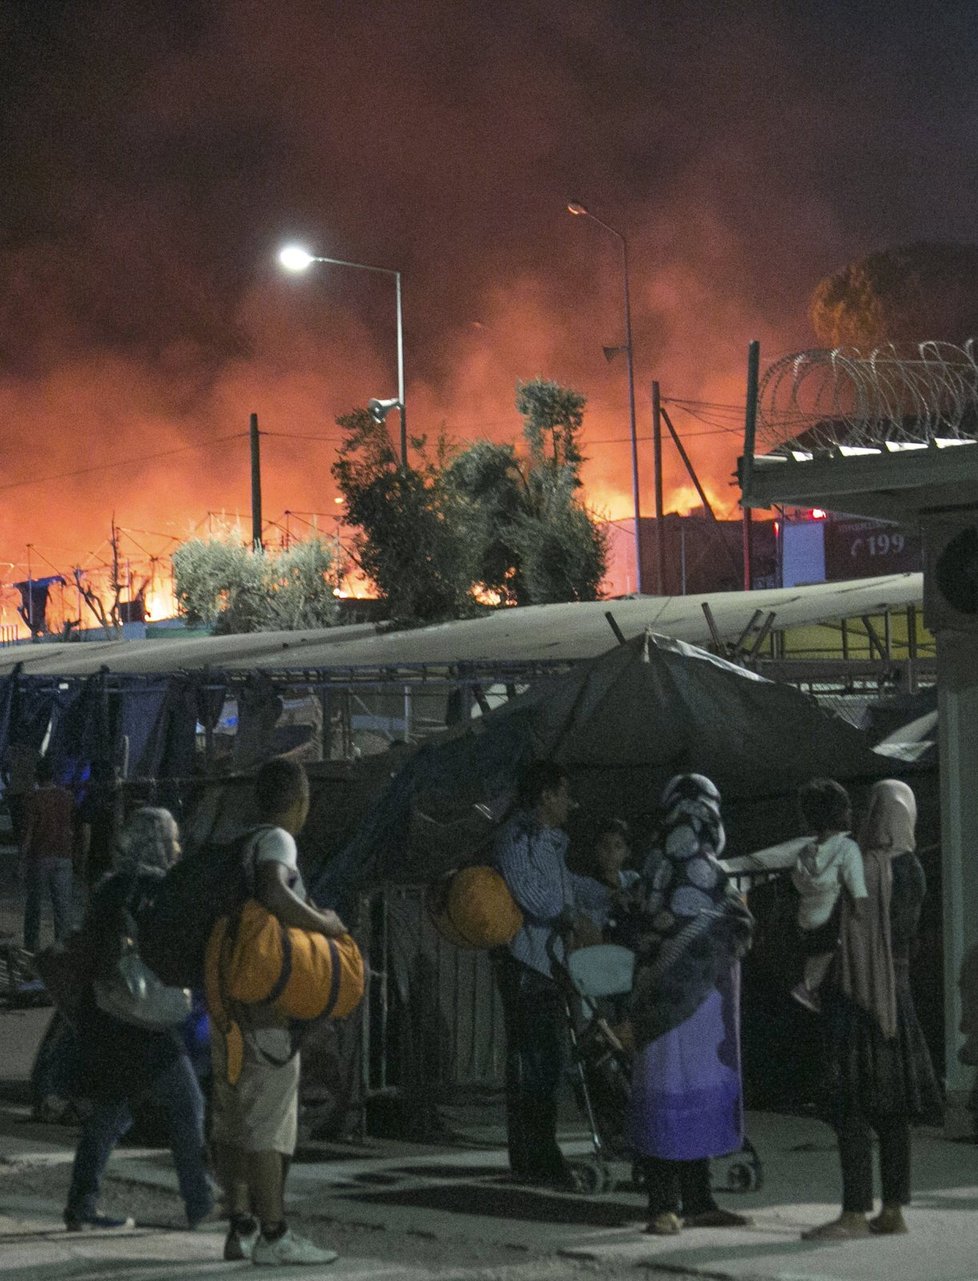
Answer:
[860,778,916,857]
[114,807,181,876]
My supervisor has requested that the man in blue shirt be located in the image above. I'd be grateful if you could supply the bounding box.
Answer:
[493,760,587,1190]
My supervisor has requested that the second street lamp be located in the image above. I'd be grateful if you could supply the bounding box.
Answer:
[278,244,407,466]
[567,202,642,593]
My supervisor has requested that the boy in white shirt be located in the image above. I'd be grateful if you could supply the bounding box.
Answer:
[791,778,867,1013]
[210,758,347,1266]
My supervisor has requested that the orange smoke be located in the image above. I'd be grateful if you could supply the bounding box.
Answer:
[0,253,760,632]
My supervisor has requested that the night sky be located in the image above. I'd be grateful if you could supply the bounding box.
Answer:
[1,0,976,613]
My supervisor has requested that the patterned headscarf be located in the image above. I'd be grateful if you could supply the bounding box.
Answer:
[114,806,181,876]
[640,773,730,934]
[617,773,752,1050]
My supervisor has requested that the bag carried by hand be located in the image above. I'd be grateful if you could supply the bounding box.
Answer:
[94,938,192,1031]
[428,865,523,949]
[93,891,191,1032]
[205,900,365,1023]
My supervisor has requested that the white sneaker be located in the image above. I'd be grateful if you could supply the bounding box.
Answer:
[251,1227,339,1266]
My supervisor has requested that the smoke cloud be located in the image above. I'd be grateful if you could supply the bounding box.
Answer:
[1,0,975,619]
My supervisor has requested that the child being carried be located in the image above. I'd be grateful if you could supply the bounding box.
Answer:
[790,778,867,1013]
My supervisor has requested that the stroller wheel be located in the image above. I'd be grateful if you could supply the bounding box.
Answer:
[726,1161,762,1192]
[577,1160,612,1195]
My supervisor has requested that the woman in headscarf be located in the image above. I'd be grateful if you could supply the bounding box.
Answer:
[616,774,754,1235]
[803,779,942,1241]
[64,807,213,1232]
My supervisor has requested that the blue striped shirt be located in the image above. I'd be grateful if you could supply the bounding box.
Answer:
[494,811,582,978]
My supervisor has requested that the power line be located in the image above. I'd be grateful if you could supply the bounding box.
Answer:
[264,420,738,450]
[0,432,247,493]
[260,432,346,443]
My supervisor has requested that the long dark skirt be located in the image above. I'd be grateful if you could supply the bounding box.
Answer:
[825,968,943,1126]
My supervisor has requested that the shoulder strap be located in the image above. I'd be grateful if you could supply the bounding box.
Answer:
[238,823,279,897]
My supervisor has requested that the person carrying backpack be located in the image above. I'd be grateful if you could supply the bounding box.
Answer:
[209,757,347,1268]
[64,807,213,1232]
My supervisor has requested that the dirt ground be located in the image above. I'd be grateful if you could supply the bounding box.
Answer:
[0,1146,694,1281]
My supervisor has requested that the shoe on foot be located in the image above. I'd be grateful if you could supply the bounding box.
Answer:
[802,1214,871,1240]
[684,1206,753,1227]
[251,1226,339,1266]
[64,1208,135,1231]
[790,983,822,1013]
[224,1220,260,1260]
[645,1211,682,1235]
[869,1207,908,1235]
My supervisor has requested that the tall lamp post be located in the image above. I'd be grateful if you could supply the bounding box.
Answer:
[278,244,407,466]
[567,202,642,593]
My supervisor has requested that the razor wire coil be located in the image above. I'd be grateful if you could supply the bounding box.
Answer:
[757,341,978,452]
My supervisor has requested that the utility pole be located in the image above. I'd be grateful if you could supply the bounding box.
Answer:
[26,543,34,638]
[659,404,743,584]
[742,340,761,591]
[651,381,666,595]
[110,518,122,628]
[250,413,263,550]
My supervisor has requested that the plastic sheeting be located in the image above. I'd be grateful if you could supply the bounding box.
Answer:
[313,630,900,911]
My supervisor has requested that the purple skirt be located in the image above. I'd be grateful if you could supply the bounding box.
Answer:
[627,963,743,1161]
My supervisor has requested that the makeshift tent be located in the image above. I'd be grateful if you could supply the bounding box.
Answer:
[305,630,935,1127]
[313,629,899,911]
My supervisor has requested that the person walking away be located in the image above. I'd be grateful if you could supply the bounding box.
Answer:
[790,779,867,1012]
[803,778,942,1240]
[615,774,754,1235]
[492,760,595,1191]
[209,757,347,1267]
[76,761,124,889]
[21,756,75,953]
[4,740,37,850]
[65,807,212,1231]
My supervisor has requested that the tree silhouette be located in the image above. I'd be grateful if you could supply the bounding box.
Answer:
[810,242,978,348]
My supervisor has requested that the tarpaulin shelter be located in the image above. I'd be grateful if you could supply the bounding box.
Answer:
[313,628,898,912]
[298,628,926,1132]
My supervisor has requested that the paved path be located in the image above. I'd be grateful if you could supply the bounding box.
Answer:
[2,1100,977,1281]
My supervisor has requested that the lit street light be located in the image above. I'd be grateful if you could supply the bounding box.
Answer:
[567,201,642,593]
[278,243,407,466]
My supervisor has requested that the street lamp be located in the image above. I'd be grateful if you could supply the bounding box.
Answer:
[567,201,642,593]
[278,244,407,466]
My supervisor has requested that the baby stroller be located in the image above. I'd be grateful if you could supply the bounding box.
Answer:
[557,944,636,1194]
[558,944,764,1196]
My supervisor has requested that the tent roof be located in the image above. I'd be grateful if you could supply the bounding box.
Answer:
[0,574,922,678]
[314,628,895,905]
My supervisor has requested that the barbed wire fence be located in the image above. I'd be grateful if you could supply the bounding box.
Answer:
[757,341,978,452]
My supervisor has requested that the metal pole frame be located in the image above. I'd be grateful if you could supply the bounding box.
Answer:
[574,211,641,592]
[742,340,761,591]
[652,380,666,594]
[306,254,407,467]
[249,412,263,550]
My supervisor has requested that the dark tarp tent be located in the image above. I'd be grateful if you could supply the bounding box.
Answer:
[312,629,898,912]
[304,629,916,1128]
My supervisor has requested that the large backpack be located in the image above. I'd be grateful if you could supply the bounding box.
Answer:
[136,826,273,988]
